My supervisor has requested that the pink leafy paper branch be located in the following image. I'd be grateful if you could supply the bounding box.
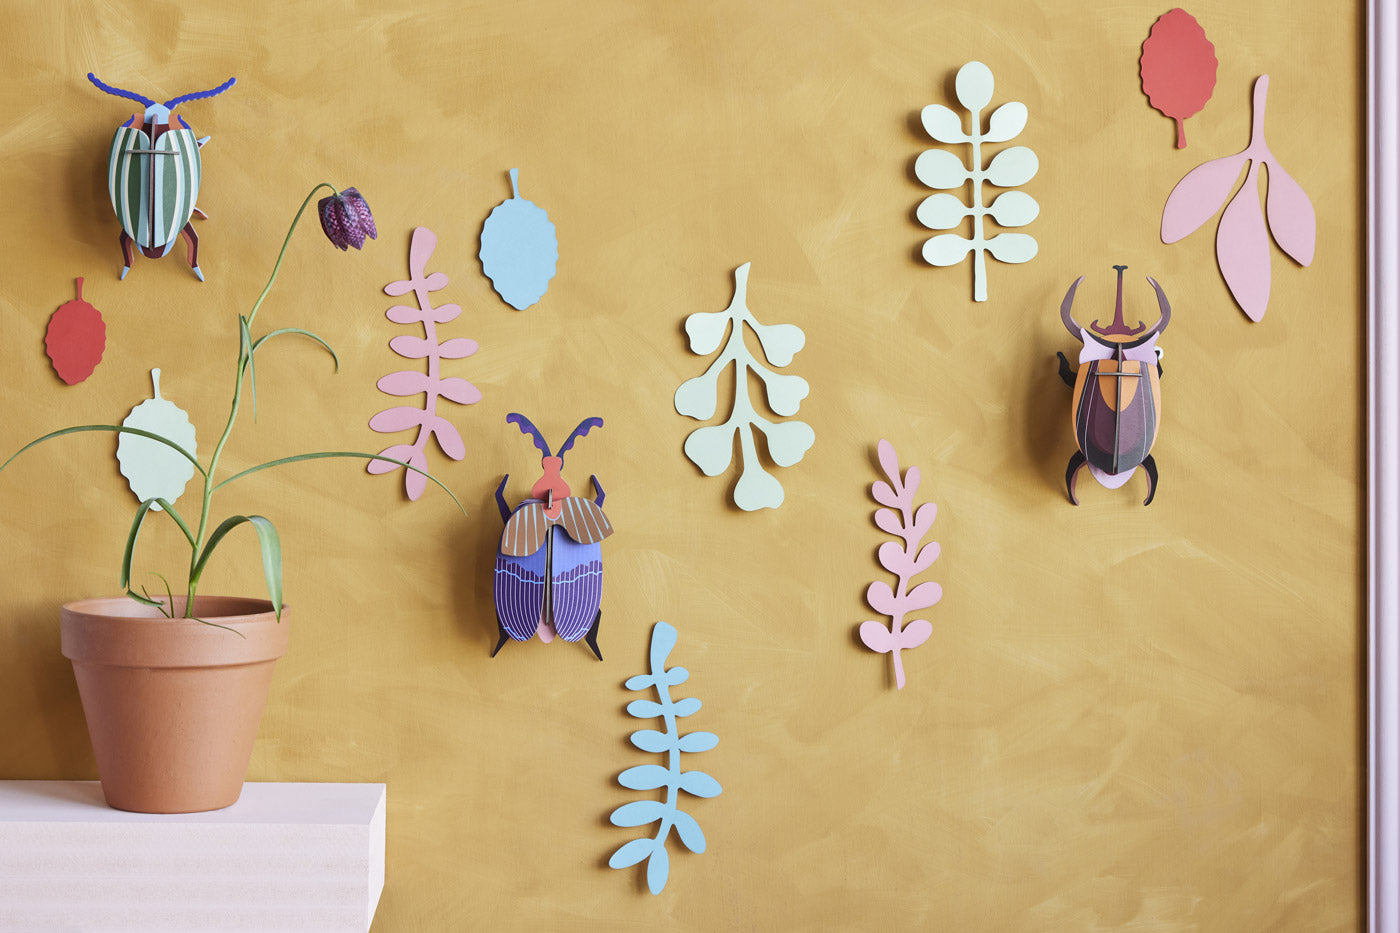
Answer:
[859,439,941,690]
[368,226,482,500]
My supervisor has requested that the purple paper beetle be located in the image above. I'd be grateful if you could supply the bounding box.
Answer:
[492,414,613,659]
[87,73,236,281]
[1056,265,1171,505]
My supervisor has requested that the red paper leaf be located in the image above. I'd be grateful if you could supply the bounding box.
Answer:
[44,278,105,385]
[1140,8,1218,148]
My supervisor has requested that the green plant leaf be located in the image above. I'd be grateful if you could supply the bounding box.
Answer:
[1,425,207,477]
[213,451,466,514]
[119,500,159,590]
[239,314,258,421]
[151,498,197,547]
[125,587,164,610]
[192,515,283,621]
[252,328,339,371]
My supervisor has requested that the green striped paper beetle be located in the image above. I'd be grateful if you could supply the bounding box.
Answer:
[87,74,236,281]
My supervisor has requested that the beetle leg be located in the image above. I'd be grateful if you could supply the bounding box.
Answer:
[1065,451,1086,505]
[583,611,603,661]
[590,474,606,507]
[495,475,512,523]
[119,230,134,281]
[489,620,511,658]
[1056,351,1076,388]
[182,222,203,282]
[1142,455,1159,506]
[192,207,209,220]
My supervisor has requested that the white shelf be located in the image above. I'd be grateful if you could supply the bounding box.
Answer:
[0,781,385,932]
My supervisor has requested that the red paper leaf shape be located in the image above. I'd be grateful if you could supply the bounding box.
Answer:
[44,278,105,385]
[1140,8,1218,148]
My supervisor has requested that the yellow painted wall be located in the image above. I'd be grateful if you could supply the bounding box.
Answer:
[0,1,1362,929]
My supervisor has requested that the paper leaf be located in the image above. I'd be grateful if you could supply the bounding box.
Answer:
[916,61,1037,300]
[858,439,941,690]
[1140,8,1218,148]
[676,264,812,510]
[45,278,106,385]
[116,369,197,512]
[369,227,480,500]
[478,168,558,311]
[611,621,720,896]
[1160,75,1314,321]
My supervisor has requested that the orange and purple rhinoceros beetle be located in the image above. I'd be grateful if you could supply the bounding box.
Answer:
[492,414,613,660]
[1056,265,1171,505]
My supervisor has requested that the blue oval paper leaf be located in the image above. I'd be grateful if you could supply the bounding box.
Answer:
[479,168,558,311]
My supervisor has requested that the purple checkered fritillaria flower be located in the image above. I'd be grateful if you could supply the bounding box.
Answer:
[318,187,378,251]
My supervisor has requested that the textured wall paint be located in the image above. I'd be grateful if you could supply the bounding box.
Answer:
[0,1,1362,930]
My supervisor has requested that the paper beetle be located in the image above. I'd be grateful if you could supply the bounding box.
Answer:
[1055,265,1171,505]
[492,413,613,660]
[87,73,236,282]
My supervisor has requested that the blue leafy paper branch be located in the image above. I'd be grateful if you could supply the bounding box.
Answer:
[608,621,721,895]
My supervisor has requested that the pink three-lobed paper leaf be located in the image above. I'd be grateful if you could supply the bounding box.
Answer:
[1160,75,1315,322]
[859,439,941,690]
[368,226,482,500]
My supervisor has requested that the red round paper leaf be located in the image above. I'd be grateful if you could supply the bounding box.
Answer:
[1140,8,1218,148]
[44,278,106,385]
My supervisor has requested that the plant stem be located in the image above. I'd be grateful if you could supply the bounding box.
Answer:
[183,183,339,614]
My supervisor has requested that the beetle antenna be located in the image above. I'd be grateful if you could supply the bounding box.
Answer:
[1059,275,1085,340]
[556,417,604,458]
[164,77,236,110]
[86,73,154,108]
[506,413,551,457]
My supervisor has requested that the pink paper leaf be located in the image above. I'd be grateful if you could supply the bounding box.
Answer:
[911,542,941,573]
[1161,153,1246,244]
[902,465,921,499]
[876,439,901,488]
[910,502,938,537]
[859,620,895,654]
[903,581,943,612]
[377,370,431,396]
[1216,164,1272,321]
[872,480,899,507]
[368,226,481,500]
[874,507,903,537]
[1263,160,1316,267]
[369,406,427,433]
[866,580,898,616]
[878,540,915,577]
[896,619,933,650]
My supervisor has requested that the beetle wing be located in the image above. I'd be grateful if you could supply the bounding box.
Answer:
[494,544,545,642]
[501,501,549,556]
[109,125,151,245]
[109,126,201,252]
[548,525,603,642]
[557,496,614,545]
[1075,360,1156,478]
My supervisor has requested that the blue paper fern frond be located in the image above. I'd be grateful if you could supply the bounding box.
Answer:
[608,621,721,895]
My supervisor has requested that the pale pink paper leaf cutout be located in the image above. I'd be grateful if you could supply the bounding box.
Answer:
[1263,161,1316,266]
[1161,154,1246,243]
[1160,75,1315,321]
[368,226,482,500]
[1216,163,1272,321]
[857,438,941,690]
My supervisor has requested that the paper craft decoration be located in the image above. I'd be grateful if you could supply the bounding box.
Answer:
[1055,266,1172,505]
[116,368,198,512]
[674,263,814,511]
[609,621,721,895]
[1140,8,1218,148]
[858,440,941,690]
[492,414,612,659]
[1161,75,1316,321]
[478,168,558,310]
[44,278,106,385]
[915,61,1038,302]
[367,227,481,501]
[87,74,236,282]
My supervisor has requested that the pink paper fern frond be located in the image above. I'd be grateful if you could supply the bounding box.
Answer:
[368,226,481,500]
[858,439,941,690]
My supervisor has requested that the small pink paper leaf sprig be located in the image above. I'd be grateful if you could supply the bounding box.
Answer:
[1161,75,1315,321]
[859,439,941,690]
[368,226,482,500]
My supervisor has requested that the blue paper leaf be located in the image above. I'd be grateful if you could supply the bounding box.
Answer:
[610,800,667,827]
[608,621,721,896]
[678,770,722,799]
[478,168,558,311]
[619,764,671,791]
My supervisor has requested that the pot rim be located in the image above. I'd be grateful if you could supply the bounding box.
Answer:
[60,596,290,667]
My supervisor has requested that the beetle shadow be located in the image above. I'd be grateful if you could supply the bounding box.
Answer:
[450,480,508,654]
[1021,329,1073,498]
[66,127,121,266]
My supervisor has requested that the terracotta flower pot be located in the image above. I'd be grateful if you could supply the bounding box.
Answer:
[59,595,289,814]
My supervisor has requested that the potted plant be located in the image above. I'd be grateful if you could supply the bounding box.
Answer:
[2,184,460,813]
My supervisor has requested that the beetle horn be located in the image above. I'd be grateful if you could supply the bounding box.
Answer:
[557,417,604,458]
[86,73,154,108]
[506,413,551,458]
[1060,276,1086,341]
[163,77,236,110]
[1143,276,1172,336]
[1089,265,1147,337]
